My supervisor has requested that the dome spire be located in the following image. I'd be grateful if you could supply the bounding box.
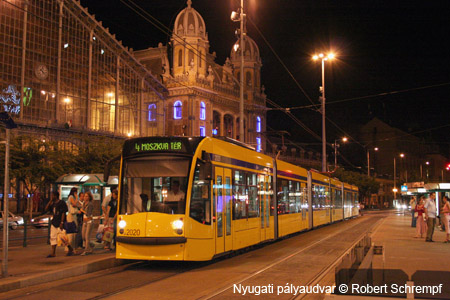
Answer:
[187,0,192,8]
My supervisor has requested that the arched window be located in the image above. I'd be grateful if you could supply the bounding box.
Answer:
[174,100,182,120]
[178,49,183,67]
[256,116,261,133]
[200,101,206,120]
[148,103,156,121]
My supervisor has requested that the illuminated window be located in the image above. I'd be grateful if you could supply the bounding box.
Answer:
[148,104,156,121]
[200,126,205,137]
[174,100,182,119]
[200,101,206,120]
[256,116,261,133]
[256,137,261,152]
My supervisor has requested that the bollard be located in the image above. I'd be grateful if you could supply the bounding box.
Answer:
[23,218,27,247]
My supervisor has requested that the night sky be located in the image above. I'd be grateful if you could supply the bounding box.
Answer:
[80,0,450,156]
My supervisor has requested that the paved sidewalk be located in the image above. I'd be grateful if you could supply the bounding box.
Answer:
[0,240,128,293]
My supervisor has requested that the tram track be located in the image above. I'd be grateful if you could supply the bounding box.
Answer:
[2,214,384,300]
[86,217,381,300]
[290,215,387,300]
[199,215,384,300]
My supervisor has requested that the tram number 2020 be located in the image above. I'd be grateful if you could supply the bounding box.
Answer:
[125,229,141,236]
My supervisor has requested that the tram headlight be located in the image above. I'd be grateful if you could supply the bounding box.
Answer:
[172,219,184,235]
[118,220,127,229]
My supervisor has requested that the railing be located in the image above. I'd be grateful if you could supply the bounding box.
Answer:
[1,215,107,247]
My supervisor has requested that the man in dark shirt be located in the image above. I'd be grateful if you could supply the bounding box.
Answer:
[104,190,118,249]
[45,191,74,257]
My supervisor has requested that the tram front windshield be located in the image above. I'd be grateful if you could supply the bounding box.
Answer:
[120,156,190,215]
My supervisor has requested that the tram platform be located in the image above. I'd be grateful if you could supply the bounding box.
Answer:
[0,240,127,294]
[326,211,450,299]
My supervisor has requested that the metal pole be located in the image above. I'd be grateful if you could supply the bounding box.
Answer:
[334,140,337,169]
[2,128,10,277]
[239,0,245,142]
[393,157,396,200]
[420,164,423,180]
[367,149,370,177]
[321,58,326,172]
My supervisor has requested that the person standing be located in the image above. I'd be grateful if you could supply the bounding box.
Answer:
[80,191,94,255]
[441,196,450,243]
[424,192,437,242]
[414,196,427,238]
[104,190,118,250]
[66,187,80,250]
[410,196,417,227]
[45,191,74,257]
[75,191,84,249]
[102,187,116,219]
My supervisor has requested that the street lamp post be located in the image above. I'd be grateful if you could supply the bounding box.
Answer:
[393,153,405,200]
[231,0,245,142]
[313,52,334,172]
[367,147,379,177]
[394,156,397,199]
[334,137,347,169]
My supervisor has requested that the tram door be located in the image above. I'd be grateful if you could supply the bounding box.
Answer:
[215,167,232,254]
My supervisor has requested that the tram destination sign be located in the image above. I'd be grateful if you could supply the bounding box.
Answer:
[123,137,197,156]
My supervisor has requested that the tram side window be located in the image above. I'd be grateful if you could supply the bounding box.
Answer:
[312,184,317,209]
[233,170,247,220]
[278,179,289,214]
[336,190,342,208]
[247,173,259,218]
[293,181,301,213]
[301,183,308,218]
[324,187,330,208]
[268,176,274,216]
[189,160,211,224]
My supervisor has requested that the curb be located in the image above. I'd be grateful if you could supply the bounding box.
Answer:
[0,256,131,293]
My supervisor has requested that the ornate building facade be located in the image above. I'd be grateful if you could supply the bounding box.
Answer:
[1,0,167,149]
[1,0,267,152]
[134,0,267,151]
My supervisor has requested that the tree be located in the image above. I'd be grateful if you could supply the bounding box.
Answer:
[333,168,380,202]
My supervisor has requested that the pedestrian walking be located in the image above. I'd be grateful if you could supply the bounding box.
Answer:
[45,191,74,257]
[104,189,118,250]
[442,196,450,243]
[410,196,417,227]
[414,196,427,238]
[424,192,437,242]
[81,191,94,255]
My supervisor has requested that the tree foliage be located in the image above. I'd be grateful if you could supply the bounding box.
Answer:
[0,134,123,195]
[333,168,380,200]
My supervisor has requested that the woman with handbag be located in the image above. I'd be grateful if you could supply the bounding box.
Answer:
[66,187,80,250]
[415,196,427,238]
[81,191,95,255]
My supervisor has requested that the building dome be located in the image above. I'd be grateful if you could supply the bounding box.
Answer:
[173,0,207,39]
[230,35,260,62]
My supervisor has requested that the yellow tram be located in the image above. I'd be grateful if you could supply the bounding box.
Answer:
[115,137,359,261]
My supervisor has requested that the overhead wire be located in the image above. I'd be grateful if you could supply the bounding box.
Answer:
[268,82,450,111]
